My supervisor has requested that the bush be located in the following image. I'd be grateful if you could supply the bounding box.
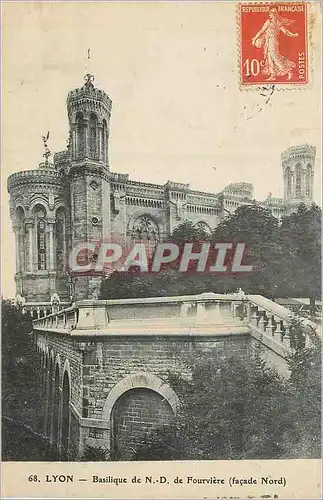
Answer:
[134,324,321,460]
[80,445,111,461]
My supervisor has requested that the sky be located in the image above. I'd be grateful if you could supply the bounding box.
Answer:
[1,1,321,298]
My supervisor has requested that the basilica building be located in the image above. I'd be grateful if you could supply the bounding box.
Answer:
[7,74,316,316]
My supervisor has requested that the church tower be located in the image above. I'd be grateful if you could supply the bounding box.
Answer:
[282,144,316,211]
[67,74,112,299]
[7,144,70,315]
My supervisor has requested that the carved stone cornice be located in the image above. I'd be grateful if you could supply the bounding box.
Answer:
[67,86,112,121]
[281,145,316,164]
[7,170,65,192]
[69,163,111,183]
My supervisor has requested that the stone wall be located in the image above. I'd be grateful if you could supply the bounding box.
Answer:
[82,335,251,421]
[112,388,174,460]
[36,327,251,457]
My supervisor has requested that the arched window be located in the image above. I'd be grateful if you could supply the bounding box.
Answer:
[102,119,107,164]
[89,113,98,159]
[295,164,302,196]
[36,208,47,270]
[55,209,65,272]
[76,112,85,159]
[132,216,160,242]
[195,221,212,236]
[15,207,25,272]
[132,216,160,257]
[285,167,292,196]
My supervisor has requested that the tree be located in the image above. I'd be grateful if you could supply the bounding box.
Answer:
[283,319,321,458]
[211,205,282,298]
[134,322,321,461]
[134,348,291,460]
[169,220,211,245]
[2,300,42,428]
[99,221,213,299]
[279,203,321,314]
[100,205,321,303]
[2,300,52,460]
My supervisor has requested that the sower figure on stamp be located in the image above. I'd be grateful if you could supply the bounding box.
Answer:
[251,7,299,81]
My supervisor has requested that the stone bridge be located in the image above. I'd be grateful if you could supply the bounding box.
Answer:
[33,293,316,460]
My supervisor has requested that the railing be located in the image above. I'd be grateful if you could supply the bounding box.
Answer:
[23,302,70,319]
[247,295,319,354]
[33,293,319,356]
[33,293,250,332]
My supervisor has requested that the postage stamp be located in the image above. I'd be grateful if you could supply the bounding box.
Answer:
[239,2,308,87]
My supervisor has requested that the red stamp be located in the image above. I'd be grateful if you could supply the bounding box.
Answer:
[239,3,308,86]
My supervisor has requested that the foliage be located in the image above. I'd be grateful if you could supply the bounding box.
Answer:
[283,319,321,458]
[278,204,321,309]
[133,425,182,461]
[135,349,290,460]
[2,300,45,458]
[2,417,59,461]
[169,220,211,244]
[100,204,321,302]
[100,268,219,300]
[134,322,321,461]
[211,205,282,298]
[2,300,42,422]
[80,445,111,461]
[100,220,214,299]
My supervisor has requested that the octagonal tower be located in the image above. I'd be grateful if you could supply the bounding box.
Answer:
[282,144,316,211]
[67,75,113,299]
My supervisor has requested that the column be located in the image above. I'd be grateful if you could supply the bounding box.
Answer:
[282,323,291,348]
[250,306,259,326]
[180,302,189,318]
[72,126,77,160]
[265,315,275,336]
[257,310,266,332]
[13,225,21,273]
[47,220,55,271]
[25,220,34,272]
[291,172,295,197]
[274,317,284,343]
[196,302,206,323]
[302,167,306,197]
[98,123,103,161]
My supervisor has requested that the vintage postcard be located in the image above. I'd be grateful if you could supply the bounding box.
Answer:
[1,1,321,499]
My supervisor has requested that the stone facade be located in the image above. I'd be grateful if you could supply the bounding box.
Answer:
[7,75,316,310]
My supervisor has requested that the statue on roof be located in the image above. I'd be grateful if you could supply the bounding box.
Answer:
[83,73,95,91]
[40,131,53,168]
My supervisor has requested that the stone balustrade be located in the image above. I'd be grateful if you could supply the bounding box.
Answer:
[33,293,249,334]
[33,293,319,358]
[23,302,70,319]
[247,294,319,355]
